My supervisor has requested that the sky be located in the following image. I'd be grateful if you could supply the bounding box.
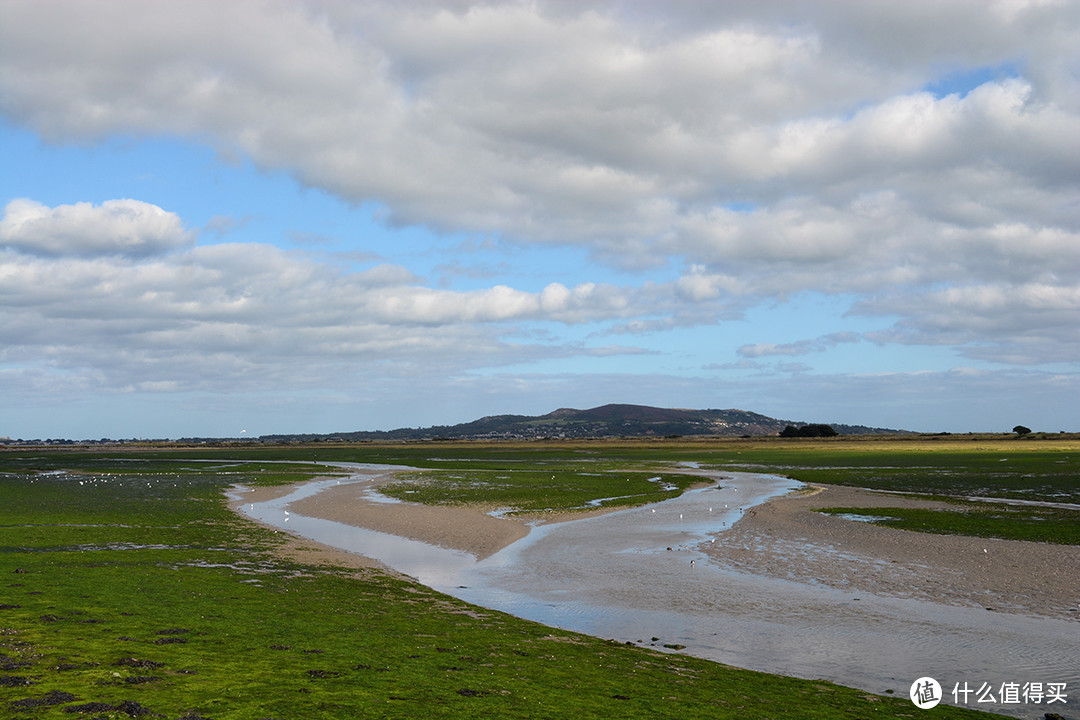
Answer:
[1,0,1078,439]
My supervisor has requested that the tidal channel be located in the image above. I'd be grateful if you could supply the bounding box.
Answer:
[234,465,1078,717]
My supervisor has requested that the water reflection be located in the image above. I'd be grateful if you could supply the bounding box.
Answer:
[232,474,475,586]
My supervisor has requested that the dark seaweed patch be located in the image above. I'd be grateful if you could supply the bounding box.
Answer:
[113,657,165,669]
[9,689,77,709]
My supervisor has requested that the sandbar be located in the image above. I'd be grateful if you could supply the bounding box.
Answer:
[242,473,616,562]
[703,483,1080,620]
[240,475,1079,620]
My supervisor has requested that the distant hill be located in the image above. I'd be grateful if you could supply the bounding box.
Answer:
[257,403,905,442]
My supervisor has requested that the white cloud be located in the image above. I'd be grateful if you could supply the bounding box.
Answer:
[859,282,1080,364]
[0,199,683,399]
[2,2,1079,434]
[3,1,1077,270]
[0,198,193,257]
[738,332,861,358]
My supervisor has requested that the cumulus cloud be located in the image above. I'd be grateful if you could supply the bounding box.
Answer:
[858,283,1080,365]
[0,198,193,257]
[2,1,1078,432]
[0,199,686,397]
[2,1,1077,268]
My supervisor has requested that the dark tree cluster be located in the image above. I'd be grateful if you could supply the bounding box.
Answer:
[779,423,839,438]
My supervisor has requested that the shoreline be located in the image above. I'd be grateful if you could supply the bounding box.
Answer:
[237,472,621,563]
[230,481,387,573]
[236,474,1080,621]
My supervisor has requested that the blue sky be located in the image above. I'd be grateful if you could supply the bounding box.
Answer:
[2,1,1078,439]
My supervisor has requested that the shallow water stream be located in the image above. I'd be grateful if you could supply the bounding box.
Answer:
[235,465,1078,718]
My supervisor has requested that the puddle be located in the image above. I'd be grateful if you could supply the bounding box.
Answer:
[237,466,1079,718]
[830,513,899,523]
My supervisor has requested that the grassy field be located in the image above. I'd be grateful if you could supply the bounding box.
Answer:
[379,469,696,515]
[819,500,1080,545]
[4,437,1072,718]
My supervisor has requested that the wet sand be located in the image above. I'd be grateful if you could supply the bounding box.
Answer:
[288,481,529,560]
[240,474,613,562]
[245,475,1080,621]
[235,471,1079,716]
[230,483,384,573]
[703,484,1080,620]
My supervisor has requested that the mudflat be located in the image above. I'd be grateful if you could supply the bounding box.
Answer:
[245,476,1080,621]
[244,473,614,562]
[703,484,1080,620]
[287,479,529,560]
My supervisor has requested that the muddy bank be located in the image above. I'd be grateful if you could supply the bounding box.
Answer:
[704,484,1080,620]
[232,482,385,573]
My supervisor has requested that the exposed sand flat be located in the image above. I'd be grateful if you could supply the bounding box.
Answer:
[244,474,615,562]
[232,482,383,572]
[703,483,1080,620]
[238,475,1079,621]
[288,481,530,560]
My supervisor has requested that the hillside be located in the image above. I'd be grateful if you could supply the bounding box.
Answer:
[258,404,904,442]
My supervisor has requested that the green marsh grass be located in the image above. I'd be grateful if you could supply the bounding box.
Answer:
[819,501,1080,545]
[380,470,694,514]
[0,443,1033,718]
[702,440,1080,503]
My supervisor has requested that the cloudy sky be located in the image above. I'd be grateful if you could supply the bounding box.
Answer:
[2,0,1078,439]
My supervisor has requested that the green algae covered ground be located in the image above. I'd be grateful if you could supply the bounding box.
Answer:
[1,439,1054,719]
